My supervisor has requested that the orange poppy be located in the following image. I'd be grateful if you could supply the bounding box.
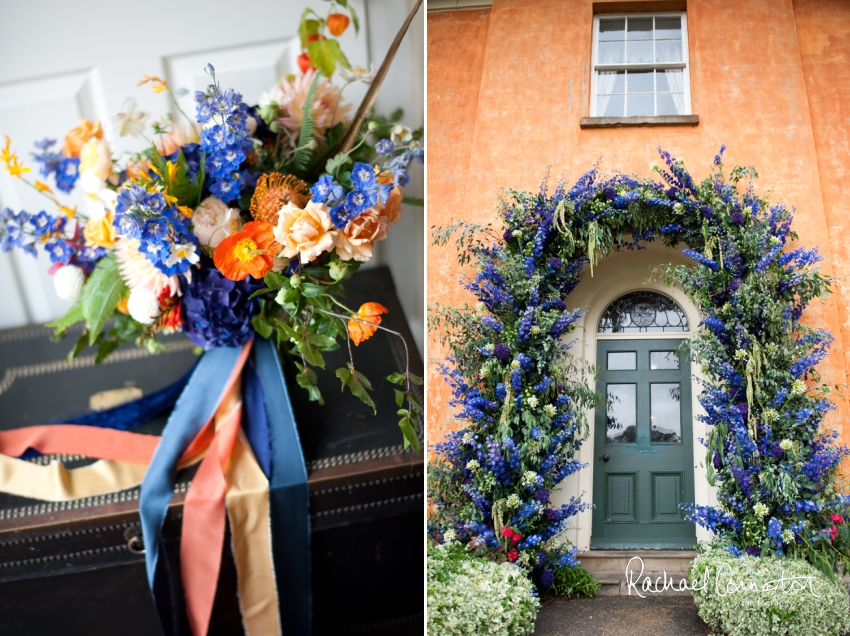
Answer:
[213,220,278,281]
[348,302,389,346]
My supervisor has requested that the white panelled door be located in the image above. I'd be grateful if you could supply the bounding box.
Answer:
[0,0,423,353]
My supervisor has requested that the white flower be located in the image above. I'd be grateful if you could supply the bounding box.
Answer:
[769,236,780,245]
[113,98,149,138]
[510,360,521,370]
[513,229,522,237]
[442,529,457,544]
[53,265,85,301]
[79,138,113,182]
[192,196,242,248]
[165,242,200,268]
[462,433,474,444]
[762,409,779,424]
[543,404,557,417]
[735,349,748,360]
[521,471,538,487]
[791,379,807,395]
[337,63,377,84]
[128,288,161,324]
[506,494,522,509]
[480,366,489,377]
[526,396,539,409]
[390,124,413,145]
[466,460,480,471]
[780,439,793,451]
[650,161,660,171]
[81,182,118,222]
[754,502,769,517]
[782,528,795,543]
[530,325,541,335]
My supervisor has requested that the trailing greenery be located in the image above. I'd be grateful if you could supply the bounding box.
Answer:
[427,542,539,636]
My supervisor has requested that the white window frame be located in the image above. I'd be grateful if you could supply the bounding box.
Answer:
[590,11,692,118]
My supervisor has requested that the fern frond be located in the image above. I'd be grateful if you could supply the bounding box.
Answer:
[305,119,350,173]
[292,74,320,172]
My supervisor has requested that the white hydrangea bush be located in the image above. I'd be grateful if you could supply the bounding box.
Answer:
[690,548,850,636]
[428,543,539,636]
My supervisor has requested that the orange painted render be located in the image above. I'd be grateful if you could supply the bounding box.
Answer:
[427,0,850,464]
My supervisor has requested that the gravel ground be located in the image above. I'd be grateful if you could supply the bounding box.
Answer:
[533,595,713,636]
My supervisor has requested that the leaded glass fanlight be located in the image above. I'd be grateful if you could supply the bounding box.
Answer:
[598,291,689,333]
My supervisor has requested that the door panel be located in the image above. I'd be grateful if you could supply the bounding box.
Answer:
[591,339,696,548]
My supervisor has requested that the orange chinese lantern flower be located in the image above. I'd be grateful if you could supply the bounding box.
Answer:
[348,302,388,346]
[327,13,350,36]
[213,220,278,281]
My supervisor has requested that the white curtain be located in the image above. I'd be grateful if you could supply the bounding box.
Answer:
[661,68,685,115]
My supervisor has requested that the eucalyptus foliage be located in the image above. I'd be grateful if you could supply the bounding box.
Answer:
[429,146,850,590]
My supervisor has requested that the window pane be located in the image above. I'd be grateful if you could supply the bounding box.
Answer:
[628,93,654,116]
[607,384,636,444]
[627,17,653,39]
[651,383,682,443]
[657,68,684,92]
[627,70,654,93]
[597,70,625,94]
[608,351,636,370]
[599,40,625,64]
[626,40,653,64]
[657,93,685,115]
[655,39,683,63]
[655,17,682,39]
[598,94,625,117]
[599,18,625,41]
[650,351,680,370]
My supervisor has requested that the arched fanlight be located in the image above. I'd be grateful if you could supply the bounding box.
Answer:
[598,291,689,333]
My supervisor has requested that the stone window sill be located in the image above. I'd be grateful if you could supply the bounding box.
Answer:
[580,115,699,129]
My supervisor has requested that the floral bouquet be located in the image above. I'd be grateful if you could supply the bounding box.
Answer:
[0,0,423,450]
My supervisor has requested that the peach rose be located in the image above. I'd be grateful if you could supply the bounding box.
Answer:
[63,120,103,158]
[79,138,113,182]
[274,201,336,264]
[335,208,388,262]
[192,196,242,249]
[378,185,403,225]
[83,212,117,249]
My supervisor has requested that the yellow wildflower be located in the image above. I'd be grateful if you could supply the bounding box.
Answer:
[35,181,54,195]
[138,75,169,93]
[1,136,30,177]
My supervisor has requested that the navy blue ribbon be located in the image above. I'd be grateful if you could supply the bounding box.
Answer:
[139,346,244,636]
[242,356,271,479]
[254,337,312,634]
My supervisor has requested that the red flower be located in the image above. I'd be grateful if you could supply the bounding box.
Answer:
[507,549,518,562]
[512,532,521,544]
[500,526,513,537]
[830,525,838,541]
[832,514,844,525]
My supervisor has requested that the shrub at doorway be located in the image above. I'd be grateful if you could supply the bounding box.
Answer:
[428,146,850,591]
[689,546,850,636]
[427,542,539,636]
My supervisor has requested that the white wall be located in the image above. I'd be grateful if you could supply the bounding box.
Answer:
[0,0,424,354]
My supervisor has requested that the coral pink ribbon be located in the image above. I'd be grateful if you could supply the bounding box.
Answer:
[181,386,244,636]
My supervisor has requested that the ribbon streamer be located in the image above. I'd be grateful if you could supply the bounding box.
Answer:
[140,342,253,636]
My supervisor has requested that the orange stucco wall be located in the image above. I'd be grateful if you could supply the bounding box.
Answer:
[427,0,850,460]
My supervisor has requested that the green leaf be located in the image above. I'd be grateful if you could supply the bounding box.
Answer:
[387,372,405,385]
[274,319,300,342]
[47,302,85,336]
[335,364,376,413]
[300,282,326,297]
[297,338,325,368]
[306,120,350,173]
[251,314,274,339]
[264,270,290,289]
[290,73,321,173]
[299,17,321,48]
[325,152,352,177]
[95,339,120,364]
[80,257,127,345]
[397,414,420,453]
[394,389,405,408]
[401,196,424,207]
[249,287,275,300]
[67,332,89,363]
[295,368,324,404]
[308,38,348,78]
[408,373,424,386]
[307,333,337,349]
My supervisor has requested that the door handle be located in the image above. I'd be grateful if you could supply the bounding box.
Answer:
[599,454,610,462]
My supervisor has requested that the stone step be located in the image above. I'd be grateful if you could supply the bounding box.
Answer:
[591,570,693,597]
[579,549,696,575]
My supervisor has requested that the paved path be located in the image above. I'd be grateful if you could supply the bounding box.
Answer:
[533,595,712,636]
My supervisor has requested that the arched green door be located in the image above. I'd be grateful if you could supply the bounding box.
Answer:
[591,338,696,549]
